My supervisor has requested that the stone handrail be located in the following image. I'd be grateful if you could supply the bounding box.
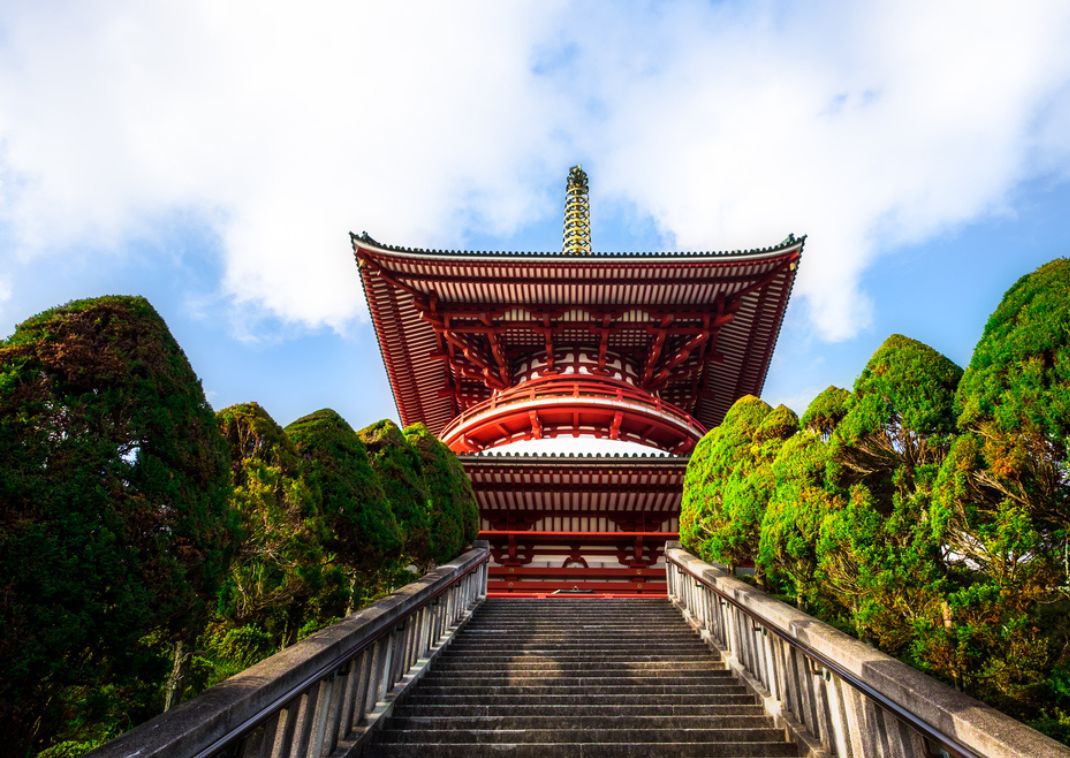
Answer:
[665,544,1070,758]
[93,543,489,758]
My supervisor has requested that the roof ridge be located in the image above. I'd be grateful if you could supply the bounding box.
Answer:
[350,230,806,259]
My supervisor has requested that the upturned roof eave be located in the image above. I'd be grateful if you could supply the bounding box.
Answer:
[350,230,805,264]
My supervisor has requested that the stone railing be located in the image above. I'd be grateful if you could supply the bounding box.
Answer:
[665,544,1070,758]
[93,543,489,758]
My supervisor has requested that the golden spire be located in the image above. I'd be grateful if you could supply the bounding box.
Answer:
[562,165,592,256]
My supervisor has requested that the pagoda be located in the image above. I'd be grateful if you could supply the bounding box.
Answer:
[354,166,803,595]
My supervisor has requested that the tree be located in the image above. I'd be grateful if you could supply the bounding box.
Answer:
[0,296,235,753]
[799,384,851,440]
[404,424,480,563]
[818,335,961,651]
[679,395,773,569]
[679,424,718,547]
[285,409,402,597]
[758,387,850,611]
[358,420,433,567]
[931,258,1070,716]
[715,404,798,576]
[215,403,340,647]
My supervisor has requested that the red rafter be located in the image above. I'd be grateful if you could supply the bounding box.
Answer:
[641,314,674,385]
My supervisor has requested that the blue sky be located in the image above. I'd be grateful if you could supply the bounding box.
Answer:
[1,2,1069,440]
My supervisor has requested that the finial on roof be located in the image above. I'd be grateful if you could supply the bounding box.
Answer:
[563,165,592,256]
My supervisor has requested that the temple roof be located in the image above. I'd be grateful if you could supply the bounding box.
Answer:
[355,233,803,436]
[460,453,687,520]
[352,230,802,260]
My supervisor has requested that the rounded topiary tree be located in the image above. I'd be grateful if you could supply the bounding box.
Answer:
[799,384,851,439]
[819,334,961,651]
[285,409,402,577]
[0,296,235,752]
[404,423,480,563]
[216,403,338,645]
[716,404,799,575]
[679,395,773,568]
[358,419,433,567]
[758,387,849,612]
[931,258,1070,712]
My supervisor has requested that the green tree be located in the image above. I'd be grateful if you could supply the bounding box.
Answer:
[0,296,235,754]
[818,335,962,651]
[799,384,851,440]
[404,423,480,563]
[679,424,718,547]
[679,395,773,570]
[215,403,341,647]
[358,420,433,567]
[715,404,798,576]
[285,409,402,607]
[931,258,1070,717]
[758,386,850,611]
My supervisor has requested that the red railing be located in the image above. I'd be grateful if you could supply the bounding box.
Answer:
[440,374,705,454]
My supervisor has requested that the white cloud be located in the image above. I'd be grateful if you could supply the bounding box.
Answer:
[1,1,1069,340]
[572,1,1070,339]
[0,1,571,329]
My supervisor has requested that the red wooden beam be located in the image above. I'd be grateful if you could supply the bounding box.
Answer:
[480,529,677,540]
[491,567,663,578]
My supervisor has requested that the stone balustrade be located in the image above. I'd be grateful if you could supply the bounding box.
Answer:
[92,543,489,758]
[666,543,1070,758]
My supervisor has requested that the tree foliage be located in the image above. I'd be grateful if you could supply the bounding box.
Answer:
[285,409,402,575]
[681,260,1070,742]
[215,403,342,644]
[817,335,962,649]
[358,419,433,566]
[679,395,774,569]
[403,423,479,563]
[0,296,235,754]
[930,258,1070,716]
[757,388,849,611]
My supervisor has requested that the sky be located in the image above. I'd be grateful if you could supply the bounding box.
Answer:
[1,1,1069,446]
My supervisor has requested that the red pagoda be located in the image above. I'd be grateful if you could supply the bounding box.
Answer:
[355,166,802,596]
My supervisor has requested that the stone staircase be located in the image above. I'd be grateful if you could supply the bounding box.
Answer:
[367,598,800,757]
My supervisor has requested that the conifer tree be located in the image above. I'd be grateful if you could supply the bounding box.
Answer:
[215,403,341,646]
[0,296,235,752]
[404,423,480,563]
[285,409,402,603]
[679,395,773,569]
[716,404,799,575]
[932,258,1070,715]
[818,335,961,649]
[359,419,434,567]
[758,386,850,611]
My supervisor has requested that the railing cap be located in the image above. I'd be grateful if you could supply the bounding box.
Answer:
[666,546,1070,758]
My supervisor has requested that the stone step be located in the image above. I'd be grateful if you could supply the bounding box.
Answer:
[468,616,681,622]
[443,645,710,655]
[387,714,776,730]
[377,727,789,744]
[391,703,768,718]
[430,661,729,673]
[460,623,693,629]
[418,674,737,686]
[409,684,754,697]
[368,742,798,757]
[460,628,686,634]
[434,646,719,659]
[400,693,761,706]
[370,598,797,758]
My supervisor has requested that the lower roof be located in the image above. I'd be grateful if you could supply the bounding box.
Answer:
[460,453,687,517]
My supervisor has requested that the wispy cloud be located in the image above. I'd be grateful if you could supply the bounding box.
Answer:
[1,1,1068,340]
